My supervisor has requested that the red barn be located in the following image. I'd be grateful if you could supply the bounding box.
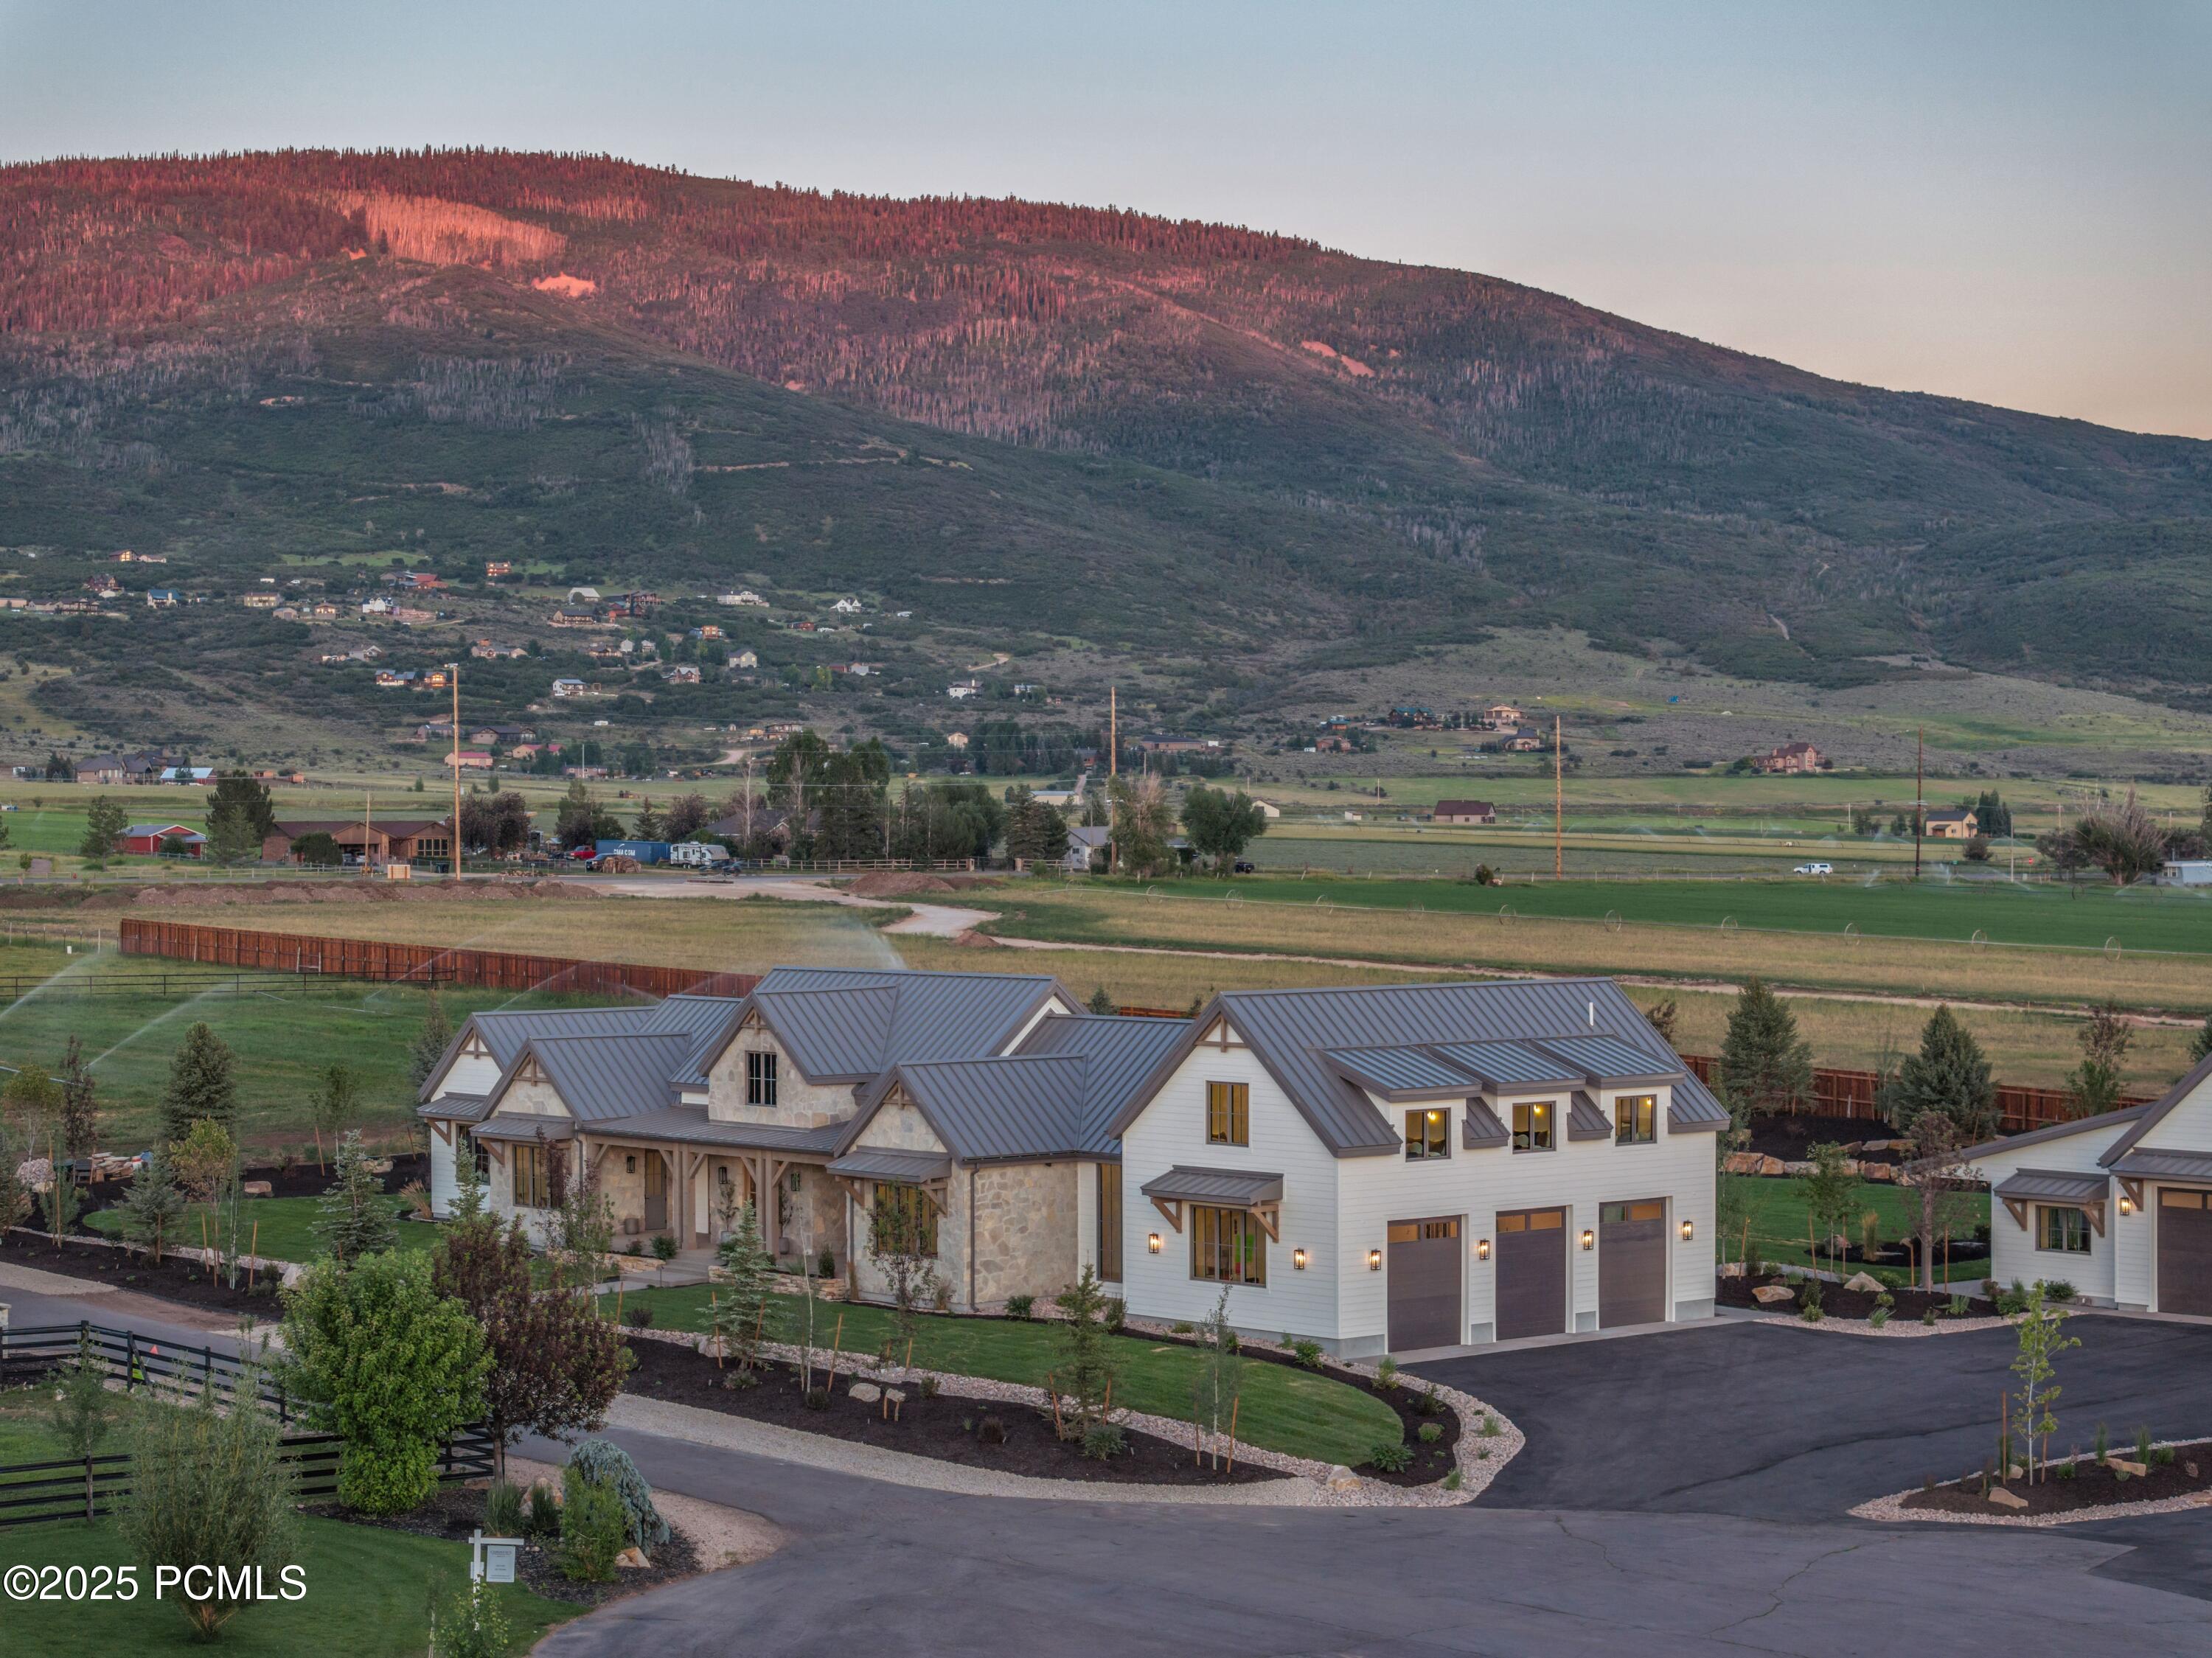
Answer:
[119,823,206,857]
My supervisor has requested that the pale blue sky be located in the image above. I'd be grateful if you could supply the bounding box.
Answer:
[4,2,2206,435]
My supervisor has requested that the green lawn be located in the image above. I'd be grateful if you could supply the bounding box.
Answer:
[0,1516,574,1656]
[604,1288,1404,1466]
[84,1194,434,1266]
[1724,1174,1991,1286]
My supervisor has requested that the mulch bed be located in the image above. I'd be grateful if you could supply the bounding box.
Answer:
[1717,1271,1996,1323]
[0,1227,285,1321]
[620,1337,1287,1485]
[1746,1112,1903,1163]
[1901,1442,2211,1517]
[240,1151,428,1200]
[303,1483,702,1607]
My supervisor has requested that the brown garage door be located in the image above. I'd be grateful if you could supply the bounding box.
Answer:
[1387,1217,1463,1351]
[2158,1188,2212,1317]
[1599,1199,1668,1329]
[1495,1207,1567,1341]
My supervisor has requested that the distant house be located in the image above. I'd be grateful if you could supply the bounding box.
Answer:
[310,602,341,619]
[1499,728,1545,753]
[159,767,215,785]
[550,678,588,699]
[74,755,128,785]
[689,624,724,641]
[145,589,180,608]
[239,591,279,609]
[1138,734,1220,754]
[718,590,768,607]
[1924,808,1979,841]
[470,640,526,660]
[84,575,120,596]
[375,669,415,689]
[1060,824,1112,874]
[484,561,513,579]
[945,731,971,750]
[1482,703,1525,730]
[728,648,759,670]
[947,683,980,700]
[831,597,863,614]
[1756,741,1826,776]
[663,665,701,684]
[467,725,533,747]
[119,823,204,857]
[447,750,495,771]
[549,607,604,629]
[566,587,600,603]
[264,818,452,867]
[1433,800,1498,825]
[1250,799,1283,821]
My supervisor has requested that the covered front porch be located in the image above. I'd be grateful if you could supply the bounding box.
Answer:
[576,1112,851,1270]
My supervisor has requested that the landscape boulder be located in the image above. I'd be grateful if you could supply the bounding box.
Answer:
[614,1546,651,1570]
[1752,1284,1795,1306]
[1861,1163,1896,1183]
[240,1180,273,1198]
[848,1382,881,1404]
[1322,1465,1361,1492]
[1986,1487,2028,1511]
[1843,1272,1885,1294]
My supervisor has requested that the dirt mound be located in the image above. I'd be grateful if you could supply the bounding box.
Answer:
[85,878,601,911]
[844,872,959,898]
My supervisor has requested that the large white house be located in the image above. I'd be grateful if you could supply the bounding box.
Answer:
[417,968,1723,1356]
[1962,1058,2212,1314]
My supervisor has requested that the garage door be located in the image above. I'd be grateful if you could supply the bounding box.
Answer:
[1387,1217,1463,1351]
[2157,1188,2212,1317]
[1495,1207,1567,1341]
[1599,1199,1668,1329]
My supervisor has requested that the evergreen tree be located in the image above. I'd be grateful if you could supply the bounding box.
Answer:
[632,798,664,840]
[1052,1263,1120,1449]
[315,1131,398,1264]
[1715,978,1813,1132]
[115,1144,187,1264]
[206,771,276,864]
[79,798,127,859]
[2191,1013,2212,1067]
[55,1034,98,1160]
[158,1023,236,1143]
[410,994,453,1090]
[1001,785,1071,865]
[1881,1005,1997,1140]
[710,1202,776,1371]
[1086,985,1117,1016]
[451,1145,487,1223]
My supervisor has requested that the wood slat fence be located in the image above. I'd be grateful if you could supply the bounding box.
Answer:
[0,1321,495,1527]
[1679,1053,2155,1136]
[119,917,758,1000]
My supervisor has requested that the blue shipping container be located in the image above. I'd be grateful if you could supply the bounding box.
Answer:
[594,839,672,864]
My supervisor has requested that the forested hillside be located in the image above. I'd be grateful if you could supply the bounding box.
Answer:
[2,148,2208,735]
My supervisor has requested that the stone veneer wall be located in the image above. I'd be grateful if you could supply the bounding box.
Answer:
[972,1161,1079,1309]
[703,1023,860,1129]
[845,1093,963,1306]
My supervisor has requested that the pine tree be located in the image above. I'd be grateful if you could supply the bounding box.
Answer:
[79,798,127,859]
[1882,1005,1997,1140]
[115,1144,187,1265]
[710,1202,775,1370]
[409,995,453,1090]
[2191,1013,2212,1067]
[1086,985,1117,1016]
[1053,1264,1120,1449]
[55,1035,98,1160]
[206,771,276,865]
[451,1146,487,1222]
[316,1131,397,1265]
[1715,978,1813,1132]
[158,1023,236,1144]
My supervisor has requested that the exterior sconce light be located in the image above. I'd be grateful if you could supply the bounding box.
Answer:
[1680,1219,1694,1241]
[2118,1194,2134,1216]
[1147,1232,1163,1254]
[1476,1237,1491,1261]
[1367,1248,1383,1271]
[625,1155,636,1174]
[1293,1247,1308,1270]
[1580,1229,1595,1251]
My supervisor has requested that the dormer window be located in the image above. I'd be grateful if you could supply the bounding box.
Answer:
[1614,1093,1658,1145]
[1512,1101,1554,1152]
[1403,1107,1450,1161]
[746,1050,778,1108]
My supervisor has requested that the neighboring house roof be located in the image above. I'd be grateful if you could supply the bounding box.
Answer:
[1109,978,1728,1158]
[2098,1051,2212,1168]
[1992,1168,2110,1205]
[592,1107,845,1153]
[728,966,1072,1084]
[122,823,201,840]
[422,994,742,1102]
[1068,826,1111,849]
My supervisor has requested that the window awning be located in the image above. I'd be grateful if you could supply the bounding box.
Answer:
[2107,1148,2212,1183]
[1139,1166,1283,1242]
[1461,1099,1510,1149]
[467,1115,577,1143]
[826,1149,953,1184]
[1994,1168,2107,1234]
[1566,1092,1611,1142]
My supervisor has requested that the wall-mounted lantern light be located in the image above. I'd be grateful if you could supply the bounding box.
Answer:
[1580,1229,1595,1251]
[2118,1194,2134,1216]
[1475,1237,1491,1261]
[1147,1232,1163,1254]
[625,1154,637,1174]
[1292,1247,1309,1270]
[1367,1248,1383,1271]
[1680,1219,1695,1241]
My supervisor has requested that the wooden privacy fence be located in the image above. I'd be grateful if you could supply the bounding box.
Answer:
[119,917,759,1000]
[0,1321,495,1527]
[1680,1053,2154,1136]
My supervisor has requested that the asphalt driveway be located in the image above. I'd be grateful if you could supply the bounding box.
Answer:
[1406,1312,2212,1523]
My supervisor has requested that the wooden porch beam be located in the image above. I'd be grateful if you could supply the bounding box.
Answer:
[2000,1196,2028,1230]
[2119,1177,2146,1212]
[2085,1199,2106,1239]
[1251,1201,1280,1243]
[1150,1195,1183,1233]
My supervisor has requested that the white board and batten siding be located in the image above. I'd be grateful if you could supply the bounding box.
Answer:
[422,1035,507,1216]
[1965,1120,2122,1306]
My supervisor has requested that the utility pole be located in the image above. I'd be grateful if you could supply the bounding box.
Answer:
[1913,726,1924,882]
[361,788,372,878]
[1107,684,1119,877]
[1553,714,1564,879]
[448,662,462,877]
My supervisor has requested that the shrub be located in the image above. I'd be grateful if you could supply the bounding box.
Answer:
[1798,1279,1824,1315]
[1291,1339,1324,1370]
[1004,1295,1034,1321]
[1800,1303,1825,1323]
[1102,1297,1126,1333]
[1868,1306,1890,1329]
[1442,1466,1463,1491]
[1375,1357,1399,1388]
[1479,1413,1499,1438]
[1368,1440,1413,1473]
[915,1374,939,1399]
[1052,1264,1120,1442]
[1948,1295,1971,1317]
[435,1578,512,1658]
[804,1386,830,1411]
[1921,1306,1938,1327]
[1080,1424,1126,1461]
[277,1251,490,1516]
[2151,1445,2177,1468]
[558,1466,626,1582]
[2045,1281,2076,1303]
[119,1368,299,1640]
[624,1302,655,1328]
[977,1413,1008,1445]
[2135,1426,2154,1465]
[1411,1388,1443,1417]
[2094,1422,2110,1461]
[2055,1458,2078,1481]
[568,1438,669,1550]
[625,1239,643,1257]
[525,1480,561,1541]
[1169,1321,1194,1335]
[651,1232,679,1262]
[1417,1422,1443,1443]
[483,1479,525,1536]
[818,1247,836,1278]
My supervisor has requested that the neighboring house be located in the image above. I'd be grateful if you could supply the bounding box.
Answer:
[549,607,606,629]
[831,597,863,614]
[448,750,495,771]
[484,561,513,579]
[159,767,215,784]
[567,587,601,603]
[468,725,534,747]
[1432,800,1497,826]
[470,641,526,660]
[1250,799,1282,820]
[1064,823,1111,873]
[1923,809,1979,840]
[118,823,204,857]
[73,754,128,785]
[144,589,180,607]
[947,682,979,700]
[360,596,393,616]
[718,591,768,607]
[262,817,452,867]
[728,649,759,670]
[1481,703,1524,730]
[1756,741,1826,775]
[1113,979,1727,1356]
[1499,729,1545,753]
[1963,1062,2212,1314]
[375,669,416,689]
[2161,860,2212,887]
[663,665,701,684]
[550,678,588,699]
[240,592,279,609]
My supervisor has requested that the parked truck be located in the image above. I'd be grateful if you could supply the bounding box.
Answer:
[592,838,673,865]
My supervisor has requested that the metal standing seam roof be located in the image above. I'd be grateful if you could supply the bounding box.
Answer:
[469,1115,577,1143]
[2107,1148,2212,1182]
[1461,1099,1510,1149]
[582,1107,846,1153]
[1108,978,1728,1156]
[826,1148,954,1183]
[1567,1093,1613,1140]
[717,966,1075,1084]
[1539,1034,1686,1084]
[1993,1168,2111,1204]
[1139,1166,1285,1205]
[1429,1040,1585,1089]
[418,1093,491,1124]
[1326,1045,1481,1097]
[497,1033,697,1123]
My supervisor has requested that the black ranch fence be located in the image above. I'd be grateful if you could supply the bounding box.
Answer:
[0,1321,493,1528]
[120,916,759,1000]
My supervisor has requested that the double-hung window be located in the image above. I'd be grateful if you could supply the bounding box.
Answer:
[1206,1081,1248,1146]
[1613,1093,1658,1145]
[1403,1107,1450,1160]
[746,1049,778,1109]
[1512,1101,1555,1152]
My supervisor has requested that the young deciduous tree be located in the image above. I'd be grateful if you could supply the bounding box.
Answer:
[158,1022,237,1143]
[1882,1005,1997,1140]
[2039,790,2166,886]
[1899,1110,1977,1292]
[2009,1283,2080,1483]
[409,993,454,1090]
[55,1034,98,1160]
[279,1250,490,1514]
[1801,1143,1856,1277]
[169,1116,237,1208]
[1716,978,1814,1129]
[1191,1286,1243,1468]
[866,1185,941,1363]
[1107,773,1175,876]
[432,1213,628,1479]
[314,1130,398,1264]
[43,1328,117,1519]
[2066,1001,2135,1119]
[310,1062,360,1173]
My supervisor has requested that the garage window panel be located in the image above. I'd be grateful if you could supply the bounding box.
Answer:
[1613,1094,1658,1146]
[2037,1205,2092,1254]
[1512,1101,1555,1153]
[1403,1107,1450,1161]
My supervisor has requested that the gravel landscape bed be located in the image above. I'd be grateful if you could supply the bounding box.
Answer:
[1854,1440,2212,1527]
[1718,1270,1999,1327]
